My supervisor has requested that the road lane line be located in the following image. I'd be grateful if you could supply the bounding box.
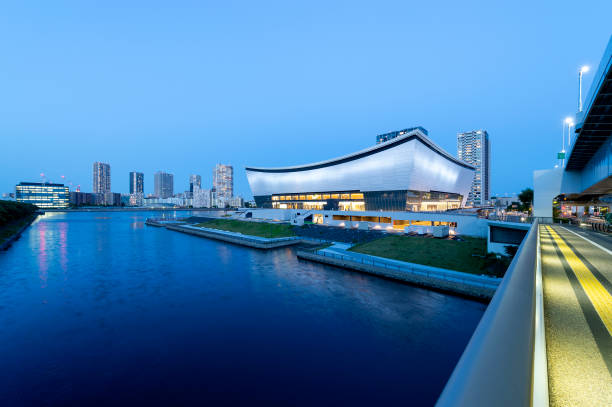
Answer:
[546,226,612,336]
[559,226,612,256]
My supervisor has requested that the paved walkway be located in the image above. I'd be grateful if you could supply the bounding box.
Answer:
[539,224,612,406]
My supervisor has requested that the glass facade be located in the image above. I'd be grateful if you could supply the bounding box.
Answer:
[16,182,69,209]
[256,190,462,212]
[376,126,429,144]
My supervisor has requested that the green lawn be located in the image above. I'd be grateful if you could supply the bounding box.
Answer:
[195,219,295,238]
[349,235,509,277]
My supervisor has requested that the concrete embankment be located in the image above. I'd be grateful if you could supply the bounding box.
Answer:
[161,223,303,249]
[296,249,499,300]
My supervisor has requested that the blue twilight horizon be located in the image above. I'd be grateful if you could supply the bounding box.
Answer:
[1,1,611,199]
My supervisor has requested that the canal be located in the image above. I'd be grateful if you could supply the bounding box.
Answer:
[0,211,485,406]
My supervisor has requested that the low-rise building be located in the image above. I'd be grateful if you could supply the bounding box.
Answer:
[16,182,69,209]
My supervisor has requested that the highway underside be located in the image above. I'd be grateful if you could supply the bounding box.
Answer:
[540,224,612,406]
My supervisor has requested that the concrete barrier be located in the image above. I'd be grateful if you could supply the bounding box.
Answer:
[164,224,302,249]
[296,250,498,300]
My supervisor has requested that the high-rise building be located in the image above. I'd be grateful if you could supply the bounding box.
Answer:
[16,182,69,208]
[213,164,233,206]
[193,185,212,208]
[129,172,144,194]
[376,126,428,144]
[93,162,111,194]
[189,174,201,197]
[154,171,174,198]
[457,130,490,207]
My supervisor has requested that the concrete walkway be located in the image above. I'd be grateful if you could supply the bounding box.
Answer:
[539,225,612,406]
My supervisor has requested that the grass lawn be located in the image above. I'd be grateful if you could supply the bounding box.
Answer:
[349,235,509,277]
[194,219,295,238]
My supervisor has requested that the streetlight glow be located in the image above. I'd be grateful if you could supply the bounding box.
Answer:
[565,117,573,124]
[580,65,589,73]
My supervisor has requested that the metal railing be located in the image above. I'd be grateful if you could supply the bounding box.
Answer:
[436,220,547,407]
[314,250,500,289]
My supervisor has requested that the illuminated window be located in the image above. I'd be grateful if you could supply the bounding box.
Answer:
[299,195,306,200]
[341,193,350,199]
[322,194,330,199]
[350,193,364,200]
[331,194,339,199]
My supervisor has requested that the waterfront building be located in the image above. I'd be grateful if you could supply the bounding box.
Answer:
[69,191,96,206]
[213,164,233,205]
[144,196,191,208]
[457,130,490,207]
[93,162,111,194]
[154,171,174,198]
[229,196,244,208]
[193,185,212,208]
[376,126,428,144]
[246,128,475,211]
[16,182,69,208]
[189,174,201,198]
[128,193,144,206]
[129,172,144,194]
[103,192,121,206]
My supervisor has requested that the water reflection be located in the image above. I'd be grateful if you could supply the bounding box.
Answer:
[0,210,485,406]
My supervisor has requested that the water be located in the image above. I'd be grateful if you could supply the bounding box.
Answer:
[0,211,485,406]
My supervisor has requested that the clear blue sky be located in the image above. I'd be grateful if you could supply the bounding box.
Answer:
[1,1,610,198]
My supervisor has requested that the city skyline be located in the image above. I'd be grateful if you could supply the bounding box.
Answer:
[1,2,610,199]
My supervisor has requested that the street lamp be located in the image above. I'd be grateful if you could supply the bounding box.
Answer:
[579,65,589,112]
[565,116,574,147]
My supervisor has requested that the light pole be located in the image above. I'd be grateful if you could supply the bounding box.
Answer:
[579,66,589,112]
[561,120,566,168]
[565,116,574,148]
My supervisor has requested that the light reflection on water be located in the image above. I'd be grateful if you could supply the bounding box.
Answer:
[0,211,485,406]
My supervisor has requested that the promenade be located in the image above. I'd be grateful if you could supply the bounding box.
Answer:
[540,225,612,406]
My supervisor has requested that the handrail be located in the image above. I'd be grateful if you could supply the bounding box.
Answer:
[436,220,545,407]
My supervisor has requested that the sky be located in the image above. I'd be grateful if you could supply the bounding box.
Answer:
[1,1,611,199]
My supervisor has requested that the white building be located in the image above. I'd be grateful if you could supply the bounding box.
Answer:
[246,128,475,211]
[213,164,233,204]
[457,130,490,207]
[193,186,212,208]
[93,162,111,194]
[129,193,144,206]
[229,196,244,208]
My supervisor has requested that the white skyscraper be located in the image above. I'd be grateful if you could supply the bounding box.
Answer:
[213,164,233,207]
[93,162,111,194]
[154,171,174,199]
[457,130,490,207]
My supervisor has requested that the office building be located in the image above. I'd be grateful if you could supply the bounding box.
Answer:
[93,162,111,194]
[189,174,201,197]
[376,126,428,144]
[213,164,233,206]
[154,171,174,199]
[457,130,490,207]
[129,172,144,194]
[246,128,475,211]
[193,185,212,208]
[16,182,69,209]
[229,196,244,208]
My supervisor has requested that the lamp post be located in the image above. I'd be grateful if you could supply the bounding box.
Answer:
[565,116,574,148]
[579,66,589,112]
[561,120,566,167]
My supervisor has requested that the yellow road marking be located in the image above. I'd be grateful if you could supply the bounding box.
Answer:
[544,226,612,336]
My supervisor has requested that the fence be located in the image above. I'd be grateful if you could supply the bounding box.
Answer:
[314,249,500,290]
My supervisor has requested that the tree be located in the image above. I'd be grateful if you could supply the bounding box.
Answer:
[518,188,534,213]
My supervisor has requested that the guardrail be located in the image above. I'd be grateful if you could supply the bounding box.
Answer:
[314,250,500,289]
[436,220,547,406]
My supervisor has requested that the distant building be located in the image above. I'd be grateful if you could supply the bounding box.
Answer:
[189,174,201,198]
[229,196,244,208]
[16,182,69,209]
[213,164,233,206]
[128,193,144,206]
[103,192,121,206]
[154,171,174,198]
[492,196,519,208]
[144,196,191,208]
[457,130,490,207]
[376,126,429,144]
[129,172,144,194]
[193,185,212,208]
[69,191,96,206]
[1,192,15,200]
[93,162,111,194]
